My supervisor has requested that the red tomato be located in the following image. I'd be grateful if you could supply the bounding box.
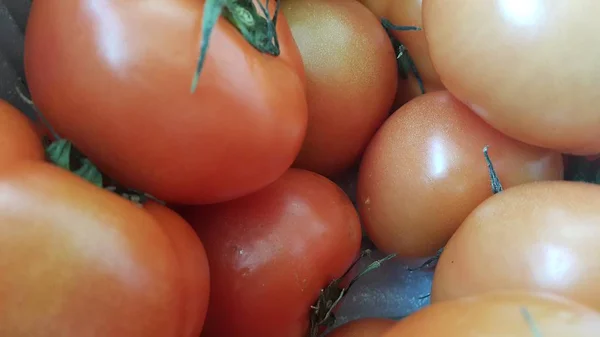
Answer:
[0,162,209,337]
[181,169,362,337]
[423,0,600,154]
[431,180,600,311]
[358,91,563,258]
[382,291,600,337]
[283,0,397,177]
[0,99,44,166]
[24,0,308,204]
[143,202,210,337]
[328,318,395,337]
[359,0,445,94]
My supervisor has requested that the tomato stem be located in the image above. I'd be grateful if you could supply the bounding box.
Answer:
[521,307,543,337]
[381,18,425,94]
[191,0,281,92]
[408,247,443,271]
[309,250,397,337]
[483,145,503,194]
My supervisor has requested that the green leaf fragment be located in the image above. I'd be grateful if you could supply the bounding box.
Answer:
[74,158,104,188]
[45,139,72,171]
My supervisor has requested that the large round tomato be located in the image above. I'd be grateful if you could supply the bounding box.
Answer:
[360,0,444,94]
[431,181,600,311]
[282,0,397,177]
[181,169,362,337]
[0,99,44,166]
[358,91,563,258]
[0,162,209,337]
[382,291,600,337]
[423,0,600,154]
[328,318,395,337]
[24,0,308,204]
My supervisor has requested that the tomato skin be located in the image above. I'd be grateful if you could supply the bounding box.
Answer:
[143,202,210,337]
[382,291,600,337]
[181,169,362,337]
[0,100,44,166]
[423,0,600,154]
[0,162,209,337]
[359,0,444,94]
[358,91,563,258]
[24,0,308,204]
[327,318,395,337]
[283,0,397,177]
[432,181,600,310]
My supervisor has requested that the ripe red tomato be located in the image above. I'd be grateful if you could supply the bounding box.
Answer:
[283,0,397,177]
[0,162,209,337]
[328,318,395,337]
[359,0,444,94]
[423,0,600,154]
[24,0,308,204]
[182,169,362,337]
[382,291,600,337]
[0,99,44,166]
[142,202,210,337]
[358,91,563,258]
[431,180,600,311]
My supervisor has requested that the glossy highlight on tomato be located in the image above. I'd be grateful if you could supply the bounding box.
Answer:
[432,180,600,311]
[0,162,210,337]
[423,0,600,154]
[24,0,308,204]
[358,91,563,258]
[182,169,362,337]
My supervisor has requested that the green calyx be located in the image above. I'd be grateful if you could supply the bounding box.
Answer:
[45,139,164,206]
[191,0,282,92]
[46,139,104,188]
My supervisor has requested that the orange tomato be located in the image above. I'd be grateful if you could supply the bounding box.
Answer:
[283,0,397,177]
[358,91,563,258]
[423,0,600,154]
[431,180,600,311]
[382,291,600,337]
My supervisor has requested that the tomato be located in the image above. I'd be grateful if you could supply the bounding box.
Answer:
[431,181,600,310]
[359,0,444,94]
[328,318,395,337]
[24,0,308,204]
[357,91,563,258]
[0,161,209,337]
[423,0,600,154]
[181,168,362,337]
[0,99,44,166]
[382,291,600,337]
[282,0,397,177]
[142,202,210,337]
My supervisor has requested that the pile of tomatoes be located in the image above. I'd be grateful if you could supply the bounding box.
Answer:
[2,0,600,336]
